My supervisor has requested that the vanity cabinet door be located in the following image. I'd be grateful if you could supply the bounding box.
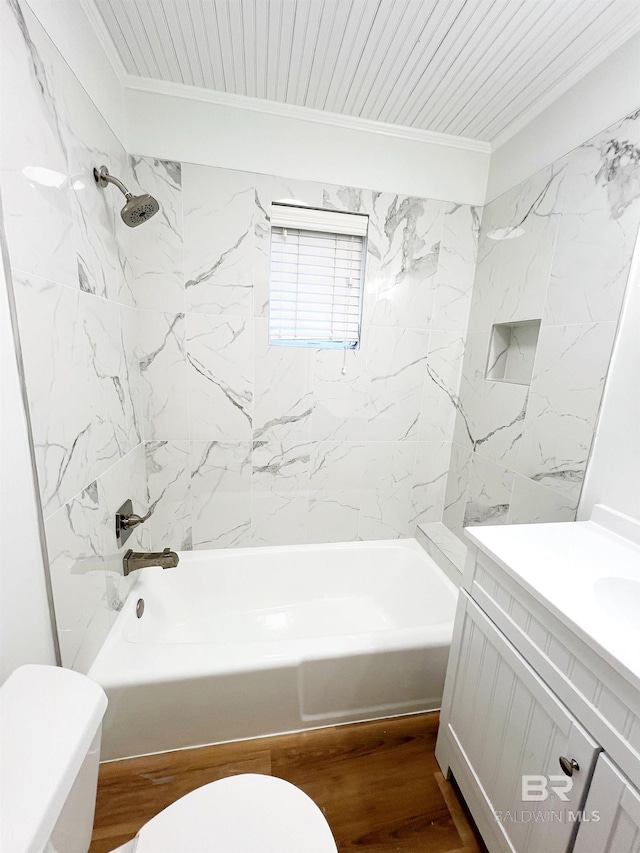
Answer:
[442,593,599,853]
[573,753,640,853]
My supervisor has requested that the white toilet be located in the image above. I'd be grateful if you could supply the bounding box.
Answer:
[0,665,338,853]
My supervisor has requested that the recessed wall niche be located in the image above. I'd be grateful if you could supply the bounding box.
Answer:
[485,319,541,386]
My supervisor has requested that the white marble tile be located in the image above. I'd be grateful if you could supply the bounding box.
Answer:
[409,441,452,529]
[192,492,252,549]
[419,330,466,443]
[442,443,473,538]
[44,482,107,670]
[190,441,252,549]
[309,441,368,491]
[13,273,94,517]
[251,492,309,546]
[359,442,417,540]
[184,164,254,315]
[515,322,618,499]
[120,304,144,447]
[253,318,313,440]
[0,0,77,287]
[308,490,363,544]
[473,380,529,469]
[468,166,562,333]
[138,310,189,441]
[186,313,253,440]
[125,156,184,312]
[451,329,491,450]
[367,326,429,441]
[310,347,370,440]
[2,0,123,301]
[507,475,578,525]
[323,186,444,329]
[502,321,540,385]
[432,204,480,331]
[253,174,323,318]
[80,292,139,478]
[68,131,119,303]
[252,440,311,492]
[463,454,514,527]
[369,194,444,330]
[105,134,137,308]
[544,111,640,325]
[60,82,124,303]
[145,440,192,550]
[417,521,467,573]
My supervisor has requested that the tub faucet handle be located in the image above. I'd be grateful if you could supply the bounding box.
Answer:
[121,508,153,529]
[115,498,153,547]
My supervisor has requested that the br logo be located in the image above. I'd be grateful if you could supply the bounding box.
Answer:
[521,775,573,802]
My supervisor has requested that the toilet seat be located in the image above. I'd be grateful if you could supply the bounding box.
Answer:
[129,773,338,853]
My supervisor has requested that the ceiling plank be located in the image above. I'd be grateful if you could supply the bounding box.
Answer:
[93,0,640,144]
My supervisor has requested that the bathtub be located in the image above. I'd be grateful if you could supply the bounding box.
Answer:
[89,538,458,760]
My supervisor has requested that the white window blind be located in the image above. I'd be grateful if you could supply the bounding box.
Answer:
[269,203,368,349]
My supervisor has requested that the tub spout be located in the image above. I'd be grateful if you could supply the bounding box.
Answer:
[123,547,179,576]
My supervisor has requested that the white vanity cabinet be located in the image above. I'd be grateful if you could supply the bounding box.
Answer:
[435,511,640,853]
[573,754,640,853]
[440,591,599,853]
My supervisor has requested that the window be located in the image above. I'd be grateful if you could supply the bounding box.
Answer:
[268,202,368,349]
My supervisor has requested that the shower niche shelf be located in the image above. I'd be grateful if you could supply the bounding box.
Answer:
[485,319,540,387]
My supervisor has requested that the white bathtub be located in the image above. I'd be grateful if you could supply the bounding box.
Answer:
[89,539,458,760]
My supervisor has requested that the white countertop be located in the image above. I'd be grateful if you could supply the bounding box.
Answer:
[465,505,640,692]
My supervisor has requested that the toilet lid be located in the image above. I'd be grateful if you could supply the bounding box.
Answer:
[134,774,338,853]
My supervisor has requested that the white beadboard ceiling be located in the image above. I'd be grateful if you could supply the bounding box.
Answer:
[89,0,640,147]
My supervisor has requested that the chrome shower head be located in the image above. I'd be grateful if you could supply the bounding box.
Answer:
[120,193,160,227]
[93,165,159,228]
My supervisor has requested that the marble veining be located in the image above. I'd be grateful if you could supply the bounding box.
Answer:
[184,165,254,316]
[1,0,148,673]
[125,156,183,312]
[133,162,480,549]
[447,107,640,537]
[186,314,253,440]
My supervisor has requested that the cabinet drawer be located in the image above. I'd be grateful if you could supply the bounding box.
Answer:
[468,548,640,790]
[445,592,599,853]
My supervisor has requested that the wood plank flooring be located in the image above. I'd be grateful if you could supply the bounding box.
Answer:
[90,712,486,853]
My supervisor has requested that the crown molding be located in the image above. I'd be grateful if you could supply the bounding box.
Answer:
[122,74,492,155]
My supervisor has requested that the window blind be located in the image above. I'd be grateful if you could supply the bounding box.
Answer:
[268,204,368,350]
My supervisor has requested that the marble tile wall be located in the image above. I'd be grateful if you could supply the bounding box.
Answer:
[0,0,148,671]
[445,109,640,539]
[135,164,480,549]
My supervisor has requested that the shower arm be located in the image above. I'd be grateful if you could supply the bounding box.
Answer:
[93,166,133,200]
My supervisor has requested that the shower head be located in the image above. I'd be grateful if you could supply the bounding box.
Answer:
[93,165,159,228]
[120,192,160,227]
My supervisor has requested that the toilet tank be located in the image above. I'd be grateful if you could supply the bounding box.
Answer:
[0,665,108,853]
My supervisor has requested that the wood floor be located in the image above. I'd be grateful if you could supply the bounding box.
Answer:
[90,712,486,853]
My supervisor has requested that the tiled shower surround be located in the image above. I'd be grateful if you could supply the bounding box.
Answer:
[445,109,640,540]
[2,0,640,672]
[135,166,479,550]
[1,0,148,671]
